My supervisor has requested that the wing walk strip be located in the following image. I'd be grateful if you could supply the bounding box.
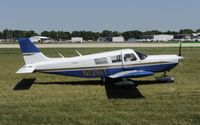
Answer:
[36,61,175,72]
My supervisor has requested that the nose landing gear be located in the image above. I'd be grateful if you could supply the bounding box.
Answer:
[155,72,174,83]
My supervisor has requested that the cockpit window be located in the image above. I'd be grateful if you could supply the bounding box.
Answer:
[124,53,137,62]
[135,51,147,60]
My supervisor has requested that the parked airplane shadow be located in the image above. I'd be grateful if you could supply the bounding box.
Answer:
[35,80,103,86]
[14,78,36,90]
[36,80,147,99]
[105,83,144,99]
[105,80,170,99]
[14,79,164,99]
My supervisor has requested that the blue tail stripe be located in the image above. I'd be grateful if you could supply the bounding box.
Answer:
[18,38,40,53]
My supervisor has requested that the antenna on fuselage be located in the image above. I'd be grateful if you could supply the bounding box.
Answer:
[58,52,64,58]
[75,49,82,56]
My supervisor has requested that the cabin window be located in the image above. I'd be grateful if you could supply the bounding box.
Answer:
[94,57,108,64]
[111,55,122,63]
[124,53,137,62]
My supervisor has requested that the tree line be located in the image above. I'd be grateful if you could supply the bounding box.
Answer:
[0,29,200,41]
[0,29,37,39]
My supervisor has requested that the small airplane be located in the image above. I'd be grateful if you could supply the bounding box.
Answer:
[16,38,184,86]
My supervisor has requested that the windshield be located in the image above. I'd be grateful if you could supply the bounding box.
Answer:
[135,51,147,60]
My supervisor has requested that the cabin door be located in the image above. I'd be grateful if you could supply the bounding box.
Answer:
[122,52,138,70]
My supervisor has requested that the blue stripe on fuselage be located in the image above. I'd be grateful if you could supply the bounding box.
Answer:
[123,63,178,72]
[40,63,178,78]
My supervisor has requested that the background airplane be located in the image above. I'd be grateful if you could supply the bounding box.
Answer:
[16,38,184,86]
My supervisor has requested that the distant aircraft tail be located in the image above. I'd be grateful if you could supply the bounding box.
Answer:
[18,38,49,64]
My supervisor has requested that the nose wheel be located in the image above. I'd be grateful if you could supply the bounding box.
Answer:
[155,72,174,83]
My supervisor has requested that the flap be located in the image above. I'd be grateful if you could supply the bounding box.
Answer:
[16,65,36,74]
[109,70,154,78]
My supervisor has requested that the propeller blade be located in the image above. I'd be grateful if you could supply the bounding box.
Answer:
[179,42,182,56]
[179,60,182,67]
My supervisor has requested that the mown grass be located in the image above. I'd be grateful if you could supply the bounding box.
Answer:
[0,47,200,125]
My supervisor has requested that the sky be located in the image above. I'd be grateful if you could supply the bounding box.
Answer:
[0,0,200,33]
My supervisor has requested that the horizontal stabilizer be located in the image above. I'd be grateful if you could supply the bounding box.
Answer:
[109,70,154,78]
[16,65,36,74]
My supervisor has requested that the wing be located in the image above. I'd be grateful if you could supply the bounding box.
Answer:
[109,70,154,78]
[16,65,36,74]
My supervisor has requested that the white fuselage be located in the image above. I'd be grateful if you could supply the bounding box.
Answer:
[16,38,184,79]
[23,49,183,78]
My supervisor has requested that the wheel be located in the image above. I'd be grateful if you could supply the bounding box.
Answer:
[103,78,136,88]
[155,75,174,83]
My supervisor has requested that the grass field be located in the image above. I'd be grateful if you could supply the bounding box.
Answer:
[1,42,200,48]
[0,47,200,125]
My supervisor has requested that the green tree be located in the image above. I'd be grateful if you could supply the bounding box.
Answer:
[70,31,100,41]
[57,31,64,40]
[57,31,71,40]
[179,29,194,34]
[49,31,58,40]
[0,31,2,39]
[163,31,179,35]
[100,30,113,37]
[24,31,35,38]
[83,31,96,41]
[111,31,121,37]
[196,29,200,33]
[63,32,71,40]
[122,30,142,40]
[71,31,82,37]
[41,31,50,37]
[92,32,100,41]
[143,30,162,36]
[13,30,23,38]
[3,29,13,39]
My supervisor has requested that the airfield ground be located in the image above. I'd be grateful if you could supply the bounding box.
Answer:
[0,47,200,125]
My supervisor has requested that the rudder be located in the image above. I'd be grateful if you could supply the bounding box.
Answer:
[18,38,49,64]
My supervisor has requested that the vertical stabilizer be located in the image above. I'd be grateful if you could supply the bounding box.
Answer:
[18,38,49,64]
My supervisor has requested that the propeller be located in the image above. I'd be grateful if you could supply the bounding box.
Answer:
[178,42,184,67]
[178,42,182,56]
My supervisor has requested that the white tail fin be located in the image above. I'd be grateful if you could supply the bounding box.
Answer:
[22,52,49,64]
[18,38,49,64]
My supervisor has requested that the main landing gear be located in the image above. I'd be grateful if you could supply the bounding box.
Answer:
[101,78,136,88]
[155,72,174,83]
